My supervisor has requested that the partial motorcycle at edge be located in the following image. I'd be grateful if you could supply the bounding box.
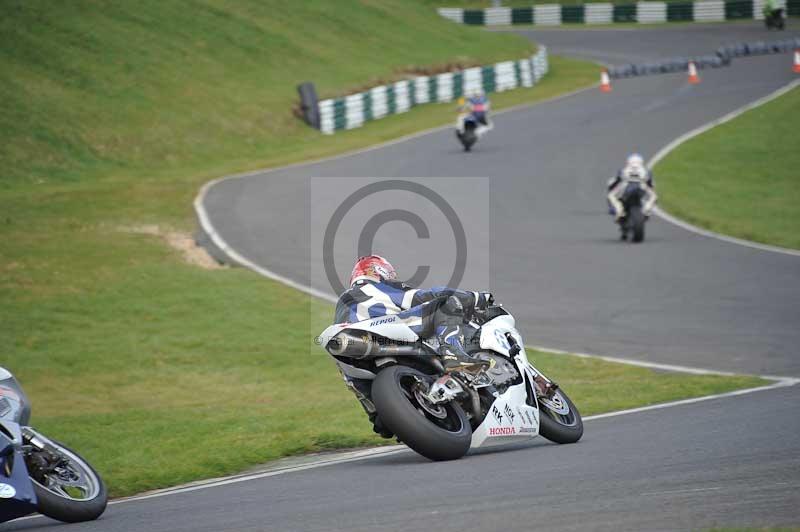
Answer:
[1,367,107,524]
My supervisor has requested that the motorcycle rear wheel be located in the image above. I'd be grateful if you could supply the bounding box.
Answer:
[372,365,472,461]
[629,206,645,243]
[457,130,477,152]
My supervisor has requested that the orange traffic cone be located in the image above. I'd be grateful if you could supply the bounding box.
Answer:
[793,49,800,74]
[687,61,700,84]
[600,69,612,93]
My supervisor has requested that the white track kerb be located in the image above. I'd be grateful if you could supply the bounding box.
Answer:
[51,67,784,521]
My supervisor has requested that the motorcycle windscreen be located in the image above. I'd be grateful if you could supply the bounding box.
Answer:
[0,371,31,426]
[0,450,39,523]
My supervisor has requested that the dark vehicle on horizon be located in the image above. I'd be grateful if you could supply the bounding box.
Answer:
[764,7,785,29]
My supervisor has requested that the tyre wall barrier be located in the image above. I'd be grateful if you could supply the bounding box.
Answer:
[437,0,795,25]
[297,82,320,129]
[606,37,800,78]
[316,48,549,134]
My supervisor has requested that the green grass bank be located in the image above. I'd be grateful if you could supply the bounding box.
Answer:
[0,0,765,498]
[655,86,800,250]
[0,0,543,188]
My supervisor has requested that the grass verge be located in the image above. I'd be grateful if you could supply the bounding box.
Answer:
[0,0,765,499]
[654,85,800,250]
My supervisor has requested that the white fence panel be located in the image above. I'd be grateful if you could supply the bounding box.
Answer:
[437,8,463,23]
[413,76,430,104]
[637,1,667,22]
[534,4,562,25]
[484,7,512,25]
[494,61,517,92]
[318,100,335,135]
[394,81,411,114]
[532,49,548,81]
[518,59,534,87]
[463,67,483,95]
[693,0,725,20]
[586,3,614,23]
[344,94,364,130]
[370,86,388,119]
[436,72,454,102]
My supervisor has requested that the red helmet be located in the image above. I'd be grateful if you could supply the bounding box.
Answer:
[349,255,396,286]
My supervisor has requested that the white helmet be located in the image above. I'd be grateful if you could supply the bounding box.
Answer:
[626,153,645,167]
[623,153,646,181]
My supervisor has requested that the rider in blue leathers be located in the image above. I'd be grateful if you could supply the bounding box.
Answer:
[335,255,492,373]
[334,255,493,437]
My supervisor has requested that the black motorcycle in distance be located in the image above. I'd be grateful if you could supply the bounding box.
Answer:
[618,182,649,243]
[765,8,785,30]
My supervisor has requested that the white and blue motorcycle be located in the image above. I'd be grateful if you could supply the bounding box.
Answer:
[319,304,583,461]
[0,367,107,524]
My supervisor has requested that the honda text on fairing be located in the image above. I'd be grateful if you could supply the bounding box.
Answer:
[318,304,583,461]
[0,367,107,524]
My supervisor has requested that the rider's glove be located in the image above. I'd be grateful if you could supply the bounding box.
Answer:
[473,291,494,311]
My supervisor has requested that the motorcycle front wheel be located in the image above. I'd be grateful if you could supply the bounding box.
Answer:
[26,437,107,523]
[372,365,472,461]
[537,388,584,444]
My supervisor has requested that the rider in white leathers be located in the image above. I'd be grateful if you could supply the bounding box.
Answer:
[607,153,657,220]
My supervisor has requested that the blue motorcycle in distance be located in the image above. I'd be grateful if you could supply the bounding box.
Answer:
[1,367,107,524]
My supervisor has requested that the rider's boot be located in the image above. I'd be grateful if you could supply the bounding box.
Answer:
[370,414,395,439]
[435,295,490,374]
[436,324,489,374]
[617,215,628,240]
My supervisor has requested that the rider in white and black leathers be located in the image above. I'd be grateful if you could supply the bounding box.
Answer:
[606,153,657,219]
[334,255,492,437]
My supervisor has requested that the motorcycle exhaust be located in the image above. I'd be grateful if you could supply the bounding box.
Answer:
[327,330,426,359]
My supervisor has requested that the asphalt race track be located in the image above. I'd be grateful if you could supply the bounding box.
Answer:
[6,22,799,532]
[199,23,800,377]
